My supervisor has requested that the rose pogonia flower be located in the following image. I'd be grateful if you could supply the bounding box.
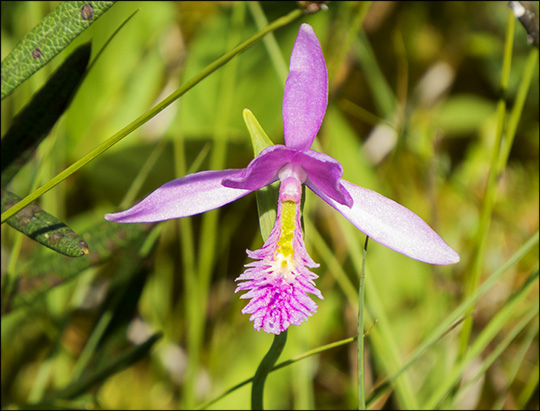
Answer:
[105,23,459,335]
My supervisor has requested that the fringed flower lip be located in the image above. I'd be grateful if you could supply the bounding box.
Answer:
[105,23,459,333]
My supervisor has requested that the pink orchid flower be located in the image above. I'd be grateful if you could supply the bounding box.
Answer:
[105,24,459,335]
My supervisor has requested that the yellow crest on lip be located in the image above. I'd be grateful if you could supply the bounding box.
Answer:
[275,200,297,262]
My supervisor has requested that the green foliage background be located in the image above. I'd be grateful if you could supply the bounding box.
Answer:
[1,1,538,410]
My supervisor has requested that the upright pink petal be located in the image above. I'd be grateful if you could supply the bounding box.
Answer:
[311,180,460,265]
[105,169,252,223]
[283,23,328,151]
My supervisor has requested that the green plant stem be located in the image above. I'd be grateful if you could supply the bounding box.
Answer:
[457,10,515,359]
[1,7,303,224]
[196,336,357,410]
[252,331,288,410]
[358,236,368,410]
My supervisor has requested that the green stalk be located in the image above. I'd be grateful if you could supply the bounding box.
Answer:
[196,335,357,410]
[358,237,368,410]
[1,7,303,224]
[365,230,539,407]
[248,1,288,84]
[457,10,515,359]
[498,46,539,174]
[252,331,288,410]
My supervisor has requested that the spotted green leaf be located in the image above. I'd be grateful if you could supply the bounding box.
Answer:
[1,1,115,99]
[1,188,89,258]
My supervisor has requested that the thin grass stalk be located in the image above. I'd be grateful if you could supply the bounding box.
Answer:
[358,236,368,410]
[247,1,288,84]
[517,362,540,409]
[328,2,371,87]
[336,217,418,409]
[457,9,515,359]
[1,7,304,224]
[173,130,199,408]
[425,268,539,409]
[498,46,539,174]
[455,306,539,406]
[493,315,539,410]
[366,230,539,408]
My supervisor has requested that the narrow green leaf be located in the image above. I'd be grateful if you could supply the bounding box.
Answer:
[365,230,539,408]
[1,1,114,99]
[1,188,88,257]
[243,108,278,240]
[3,220,155,314]
[2,43,92,188]
[354,29,397,120]
[42,332,162,402]
[425,268,539,409]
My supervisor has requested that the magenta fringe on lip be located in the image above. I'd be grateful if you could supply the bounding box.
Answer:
[235,187,323,335]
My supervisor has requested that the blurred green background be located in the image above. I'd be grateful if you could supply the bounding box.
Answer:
[1,1,538,410]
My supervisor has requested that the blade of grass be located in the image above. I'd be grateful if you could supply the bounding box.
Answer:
[493,314,539,410]
[498,46,539,174]
[68,226,163,383]
[327,2,371,86]
[365,230,539,407]
[1,7,304,224]
[517,362,539,409]
[353,29,397,120]
[457,9,515,359]
[247,1,288,84]
[455,305,539,406]
[336,216,419,409]
[358,236,368,410]
[424,268,539,409]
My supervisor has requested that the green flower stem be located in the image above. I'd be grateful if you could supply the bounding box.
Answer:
[0,7,303,224]
[358,236,368,410]
[252,331,288,410]
[196,335,357,410]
